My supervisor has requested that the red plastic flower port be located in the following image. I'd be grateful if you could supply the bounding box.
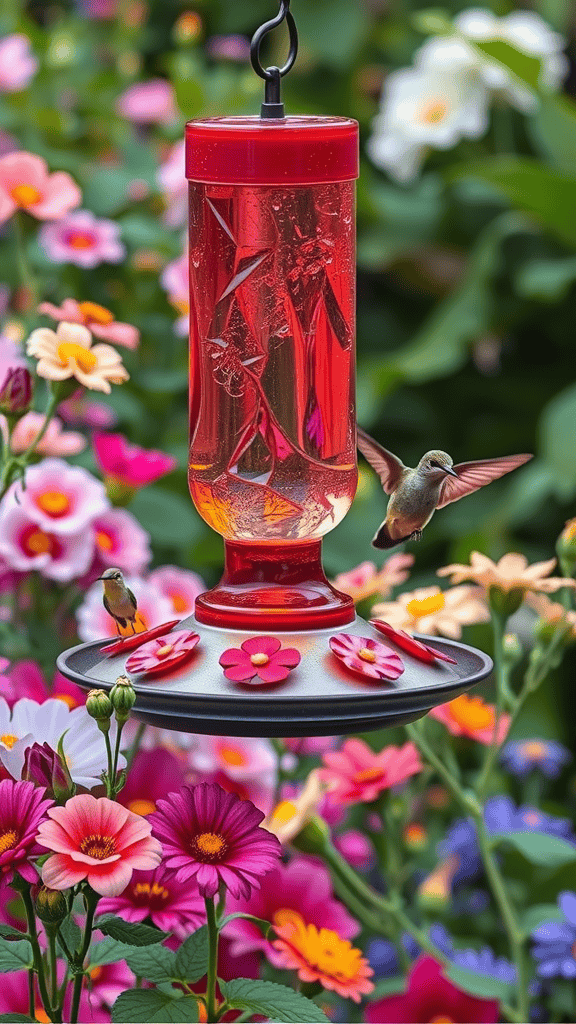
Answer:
[125,630,200,676]
[369,619,457,666]
[100,620,180,656]
[220,636,301,686]
[329,634,404,681]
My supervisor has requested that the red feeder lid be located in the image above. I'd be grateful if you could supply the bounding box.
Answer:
[185,115,359,186]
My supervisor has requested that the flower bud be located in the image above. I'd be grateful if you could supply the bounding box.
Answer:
[35,885,67,926]
[110,675,136,722]
[22,741,74,804]
[502,632,522,666]
[557,518,576,578]
[86,688,113,724]
[292,815,331,856]
[488,585,524,618]
[0,366,33,417]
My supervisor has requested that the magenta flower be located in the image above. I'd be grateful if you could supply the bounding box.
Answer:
[118,747,187,819]
[126,630,200,676]
[98,863,205,939]
[8,457,108,536]
[39,210,125,268]
[318,738,423,805]
[329,634,404,681]
[0,35,38,92]
[39,298,140,350]
[365,956,500,1023]
[220,636,301,686]
[0,499,94,583]
[116,79,176,124]
[370,619,457,665]
[0,778,54,887]
[93,431,177,489]
[150,782,282,899]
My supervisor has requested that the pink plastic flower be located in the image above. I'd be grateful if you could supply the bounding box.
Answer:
[318,738,423,804]
[92,508,151,575]
[76,576,174,642]
[148,565,206,617]
[9,458,108,535]
[329,634,404,681]
[100,620,180,655]
[157,139,186,227]
[37,793,162,896]
[39,210,125,268]
[220,636,301,685]
[0,152,81,224]
[161,253,188,335]
[117,79,176,124]
[0,499,94,582]
[370,619,457,665]
[126,630,200,676]
[9,412,86,457]
[0,779,53,887]
[98,863,205,939]
[0,35,38,92]
[39,298,140,350]
[150,781,282,898]
[429,694,511,745]
[93,431,177,488]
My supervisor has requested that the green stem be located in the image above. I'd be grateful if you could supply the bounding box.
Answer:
[204,896,219,1023]
[111,721,124,795]
[477,609,509,799]
[124,721,146,769]
[405,721,481,815]
[27,968,34,1019]
[48,930,58,1008]
[69,890,98,1024]
[20,881,55,1022]
[20,384,61,461]
[103,728,114,798]
[12,210,39,316]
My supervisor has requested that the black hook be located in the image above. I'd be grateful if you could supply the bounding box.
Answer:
[250,0,298,118]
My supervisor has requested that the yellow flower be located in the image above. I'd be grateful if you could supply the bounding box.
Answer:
[264,770,326,845]
[272,910,374,1002]
[26,321,129,394]
[437,551,574,596]
[371,584,489,638]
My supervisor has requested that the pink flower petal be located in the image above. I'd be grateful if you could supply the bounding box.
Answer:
[241,636,281,658]
[330,634,404,681]
[370,619,457,665]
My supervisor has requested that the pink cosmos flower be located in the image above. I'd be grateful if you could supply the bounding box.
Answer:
[9,457,108,535]
[92,508,151,575]
[334,829,375,871]
[39,210,125,268]
[161,253,188,335]
[37,793,162,896]
[147,565,205,617]
[76,575,174,642]
[0,778,54,887]
[0,35,38,92]
[319,738,422,805]
[189,735,277,788]
[429,694,511,745]
[333,554,413,604]
[59,388,117,429]
[0,660,47,707]
[39,298,140,350]
[206,35,251,61]
[126,630,200,676]
[117,79,176,124]
[8,412,85,457]
[98,863,205,939]
[220,636,301,685]
[150,781,282,899]
[157,139,186,227]
[118,747,187,819]
[0,499,94,582]
[225,856,359,966]
[93,431,177,488]
[370,619,457,665]
[365,956,500,1024]
[0,152,81,224]
[329,634,404,681]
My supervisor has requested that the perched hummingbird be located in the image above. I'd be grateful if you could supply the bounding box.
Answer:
[357,428,532,549]
[95,568,138,636]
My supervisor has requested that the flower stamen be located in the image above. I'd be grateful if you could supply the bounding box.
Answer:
[57,342,97,373]
[80,833,116,860]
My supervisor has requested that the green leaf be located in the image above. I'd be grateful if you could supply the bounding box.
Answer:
[129,488,203,547]
[445,963,515,1000]
[371,976,407,998]
[97,915,169,946]
[515,255,576,302]
[125,944,178,983]
[174,925,209,984]
[220,912,272,935]
[57,915,82,958]
[540,382,576,496]
[492,831,576,867]
[521,903,566,935]
[528,93,576,174]
[221,979,330,1023]
[90,938,141,967]
[0,939,32,972]
[0,1015,35,1022]
[473,39,541,90]
[112,989,198,1023]
[0,925,27,941]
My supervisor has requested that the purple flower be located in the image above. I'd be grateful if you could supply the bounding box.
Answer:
[500,739,572,779]
[0,366,32,415]
[531,892,576,979]
[484,796,576,844]
[366,938,399,978]
[22,741,73,803]
[39,210,125,268]
[438,818,482,887]
[453,946,517,984]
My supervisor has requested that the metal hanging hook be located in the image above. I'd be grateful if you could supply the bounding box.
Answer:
[250,0,298,118]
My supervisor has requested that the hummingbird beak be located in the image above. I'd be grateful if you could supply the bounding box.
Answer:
[95,576,106,581]
[444,466,458,477]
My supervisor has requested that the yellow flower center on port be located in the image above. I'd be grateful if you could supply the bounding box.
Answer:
[133,880,169,900]
[449,694,495,731]
[420,100,448,124]
[36,490,70,516]
[193,831,227,859]
[250,652,269,666]
[11,183,41,206]
[128,799,156,816]
[219,745,248,768]
[0,829,18,854]
[78,301,114,325]
[357,647,376,662]
[156,644,174,658]
[25,529,53,554]
[1,734,19,749]
[406,593,446,618]
[80,833,116,860]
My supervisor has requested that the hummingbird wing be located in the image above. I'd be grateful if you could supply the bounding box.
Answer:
[357,428,406,495]
[126,588,138,611]
[103,594,127,628]
[437,453,533,509]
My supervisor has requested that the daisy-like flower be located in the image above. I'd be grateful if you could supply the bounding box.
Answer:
[189,735,277,788]
[0,152,81,224]
[531,891,576,980]
[500,739,572,779]
[7,457,108,536]
[150,782,281,899]
[157,139,186,228]
[38,794,162,896]
[437,551,574,596]
[116,79,176,124]
[0,778,53,887]
[93,431,177,489]
[319,738,422,805]
[147,565,206,618]
[220,636,301,685]
[369,620,457,665]
[8,412,85,457]
[92,508,151,575]
[39,298,140,350]
[39,210,126,268]
[27,322,129,393]
[526,591,576,641]
[0,35,38,93]
[118,747,187,818]
[0,499,94,582]
[329,634,404,681]
[429,694,510,745]
[126,630,200,676]
[372,584,489,638]
[333,554,414,604]
[98,863,205,938]
[272,910,374,1002]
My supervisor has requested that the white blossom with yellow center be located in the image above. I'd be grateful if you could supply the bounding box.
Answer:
[26,321,129,394]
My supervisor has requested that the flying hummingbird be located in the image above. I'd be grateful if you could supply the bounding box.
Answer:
[95,568,138,636]
[357,428,532,549]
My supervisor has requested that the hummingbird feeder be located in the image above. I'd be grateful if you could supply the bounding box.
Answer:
[57,0,492,735]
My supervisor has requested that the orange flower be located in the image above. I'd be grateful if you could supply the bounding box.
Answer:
[429,693,510,745]
[272,910,374,1002]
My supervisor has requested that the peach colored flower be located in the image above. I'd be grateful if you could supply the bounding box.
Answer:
[0,152,81,224]
[272,911,374,1002]
[37,793,162,896]
[38,299,139,350]
[429,694,510,745]
[333,553,413,604]
[372,584,489,638]
[437,551,575,596]
[8,411,85,456]
[26,322,129,393]
[526,592,576,641]
[264,770,326,845]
